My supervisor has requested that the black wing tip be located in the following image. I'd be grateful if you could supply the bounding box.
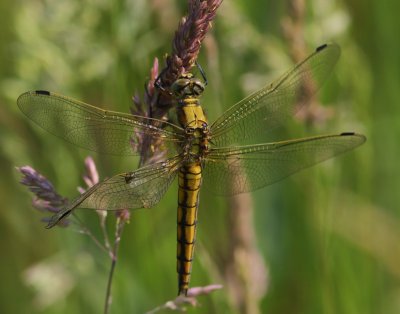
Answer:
[45,223,55,229]
[45,216,60,229]
[45,221,56,229]
[315,43,341,54]
[340,132,366,137]
[45,209,72,229]
[316,43,328,52]
[340,132,367,143]
[17,90,51,108]
[35,90,51,96]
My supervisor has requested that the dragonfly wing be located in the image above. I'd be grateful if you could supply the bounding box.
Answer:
[210,44,341,147]
[203,133,366,196]
[47,157,182,228]
[17,90,184,155]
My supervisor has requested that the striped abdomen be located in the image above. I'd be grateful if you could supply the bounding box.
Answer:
[177,162,202,295]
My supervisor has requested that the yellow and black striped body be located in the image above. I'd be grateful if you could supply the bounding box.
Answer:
[172,74,209,295]
[177,162,202,295]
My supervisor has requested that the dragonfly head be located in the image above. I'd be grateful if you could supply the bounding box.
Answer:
[171,73,205,100]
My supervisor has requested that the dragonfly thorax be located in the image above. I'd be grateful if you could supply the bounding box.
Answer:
[181,124,210,162]
[177,101,209,162]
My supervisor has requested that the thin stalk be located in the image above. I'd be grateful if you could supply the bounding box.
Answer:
[73,216,109,255]
[104,218,126,314]
[99,215,112,252]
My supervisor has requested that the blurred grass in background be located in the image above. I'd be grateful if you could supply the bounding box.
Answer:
[1,0,399,313]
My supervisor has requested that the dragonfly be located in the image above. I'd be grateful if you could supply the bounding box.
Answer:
[17,43,365,295]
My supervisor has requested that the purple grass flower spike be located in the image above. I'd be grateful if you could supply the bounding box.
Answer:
[160,0,223,87]
[79,156,107,222]
[158,0,223,108]
[131,58,169,166]
[187,284,223,297]
[82,156,99,188]
[133,0,223,167]
[131,58,160,119]
[115,209,131,223]
[147,284,223,313]
[17,166,70,227]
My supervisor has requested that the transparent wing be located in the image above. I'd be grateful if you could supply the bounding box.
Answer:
[47,156,182,228]
[17,90,185,155]
[203,133,366,196]
[210,44,341,147]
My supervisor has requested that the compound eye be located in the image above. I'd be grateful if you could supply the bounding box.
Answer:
[171,78,190,96]
[192,85,202,95]
[192,80,205,95]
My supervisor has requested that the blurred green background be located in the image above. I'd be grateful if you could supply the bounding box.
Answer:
[1,0,399,313]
